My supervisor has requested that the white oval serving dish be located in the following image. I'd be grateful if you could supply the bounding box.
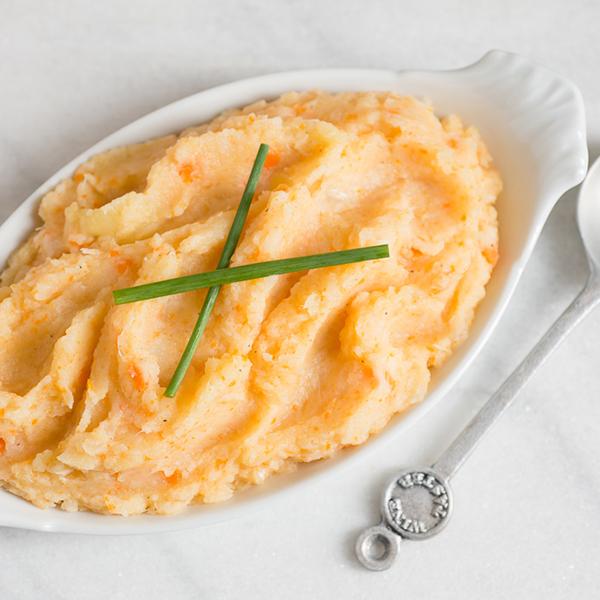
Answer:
[0,50,587,534]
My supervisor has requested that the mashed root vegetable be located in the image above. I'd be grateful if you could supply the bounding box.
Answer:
[0,91,501,515]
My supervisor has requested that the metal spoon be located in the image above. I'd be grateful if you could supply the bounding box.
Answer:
[355,156,600,571]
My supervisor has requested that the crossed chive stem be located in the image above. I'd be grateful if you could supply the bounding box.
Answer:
[112,144,390,397]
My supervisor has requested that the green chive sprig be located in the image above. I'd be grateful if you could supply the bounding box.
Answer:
[113,245,390,306]
[163,143,269,397]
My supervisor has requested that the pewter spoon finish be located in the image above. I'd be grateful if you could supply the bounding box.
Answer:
[355,156,600,571]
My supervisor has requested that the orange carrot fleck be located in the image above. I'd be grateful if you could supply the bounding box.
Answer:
[165,470,180,485]
[114,256,133,274]
[128,364,145,391]
[264,150,280,169]
[178,163,195,183]
[0,438,5,453]
[483,246,499,266]
[74,173,84,182]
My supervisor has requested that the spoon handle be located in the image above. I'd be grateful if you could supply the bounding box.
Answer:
[433,272,600,482]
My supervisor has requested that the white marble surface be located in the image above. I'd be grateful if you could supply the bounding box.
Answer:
[1,1,600,598]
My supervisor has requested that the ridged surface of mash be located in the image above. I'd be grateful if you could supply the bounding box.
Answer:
[0,91,501,515]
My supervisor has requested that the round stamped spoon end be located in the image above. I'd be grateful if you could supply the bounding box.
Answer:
[356,468,452,569]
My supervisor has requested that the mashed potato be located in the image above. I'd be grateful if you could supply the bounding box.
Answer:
[0,91,500,515]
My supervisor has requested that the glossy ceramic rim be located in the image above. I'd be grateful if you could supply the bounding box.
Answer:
[0,50,588,534]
